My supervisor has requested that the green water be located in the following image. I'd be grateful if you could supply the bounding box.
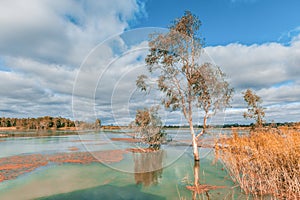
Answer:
[0,152,249,200]
[0,131,250,200]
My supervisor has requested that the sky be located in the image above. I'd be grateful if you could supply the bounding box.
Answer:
[0,0,300,125]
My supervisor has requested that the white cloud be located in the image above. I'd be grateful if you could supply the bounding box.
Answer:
[278,26,300,45]
[0,0,145,120]
[0,0,144,66]
[0,0,299,125]
[205,35,300,123]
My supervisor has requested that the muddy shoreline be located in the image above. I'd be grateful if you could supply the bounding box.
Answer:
[0,149,127,183]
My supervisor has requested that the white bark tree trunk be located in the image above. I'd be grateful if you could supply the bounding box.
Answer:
[203,115,207,132]
[189,121,199,161]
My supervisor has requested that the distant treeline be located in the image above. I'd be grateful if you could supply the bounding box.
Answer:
[164,122,300,129]
[0,116,101,130]
[163,124,249,128]
[222,122,300,128]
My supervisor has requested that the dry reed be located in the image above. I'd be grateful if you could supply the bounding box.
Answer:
[217,127,300,199]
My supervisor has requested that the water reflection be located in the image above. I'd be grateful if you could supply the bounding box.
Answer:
[188,160,225,200]
[192,161,206,200]
[133,150,165,186]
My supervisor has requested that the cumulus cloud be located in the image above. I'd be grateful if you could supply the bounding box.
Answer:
[0,0,145,120]
[0,0,143,65]
[206,36,300,123]
[0,0,299,125]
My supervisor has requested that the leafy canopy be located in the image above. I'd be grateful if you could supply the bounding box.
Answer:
[137,11,233,123]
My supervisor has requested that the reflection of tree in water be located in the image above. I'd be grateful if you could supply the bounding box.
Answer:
[133,150,165,186]
[187,161,225,200]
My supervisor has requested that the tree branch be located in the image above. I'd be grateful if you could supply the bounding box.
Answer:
[195,129,204,140]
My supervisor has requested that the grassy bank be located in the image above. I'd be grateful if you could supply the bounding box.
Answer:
[217,128,300,199]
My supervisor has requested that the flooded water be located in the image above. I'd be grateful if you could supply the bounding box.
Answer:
[0,129,250,200]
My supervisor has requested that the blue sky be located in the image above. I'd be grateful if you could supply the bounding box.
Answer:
[0,0,300,125]
[134,0,300,45]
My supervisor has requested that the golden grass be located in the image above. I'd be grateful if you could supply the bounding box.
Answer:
[217,128,300,199]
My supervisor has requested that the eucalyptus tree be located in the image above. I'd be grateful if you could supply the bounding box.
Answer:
[243,89,265,128]
[137,11,233,161]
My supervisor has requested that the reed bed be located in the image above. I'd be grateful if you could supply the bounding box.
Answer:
[217,128,300,199]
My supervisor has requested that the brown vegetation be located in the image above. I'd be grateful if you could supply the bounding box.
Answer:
[0,127,17,131]
[0,150,126,183]
[186,185,225,194]
[110,137,141,143]
[101,125,122,130]
[217,128,300,199]
[68,146,79,151]
[127,148,158,153]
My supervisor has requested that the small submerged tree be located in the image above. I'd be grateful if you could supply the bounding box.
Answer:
[243,89,265,128]
[94,118,101,129]
[132,106,166,150]
[136,11,233,161]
